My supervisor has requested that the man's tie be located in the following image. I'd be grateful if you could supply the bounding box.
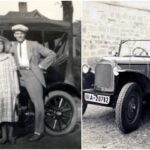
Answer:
[19,43,22,58]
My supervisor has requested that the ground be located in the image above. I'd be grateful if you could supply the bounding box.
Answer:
[0,101,81,149]
[82,104,150,149]
[0,122,81,149]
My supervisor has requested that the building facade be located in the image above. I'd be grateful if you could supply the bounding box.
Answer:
[82,2,150,67]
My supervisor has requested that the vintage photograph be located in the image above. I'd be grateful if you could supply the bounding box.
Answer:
[0,0,81,149]
[82,1,150,149]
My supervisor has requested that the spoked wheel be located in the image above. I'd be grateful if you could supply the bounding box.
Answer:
[116,82,142,133]
[45,90,78,135]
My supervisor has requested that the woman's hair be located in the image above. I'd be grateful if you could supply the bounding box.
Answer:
[0,38,11,53]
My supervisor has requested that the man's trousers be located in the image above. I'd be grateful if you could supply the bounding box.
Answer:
[19,69,44,134]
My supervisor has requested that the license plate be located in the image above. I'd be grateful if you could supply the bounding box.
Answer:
[84,93,110,104]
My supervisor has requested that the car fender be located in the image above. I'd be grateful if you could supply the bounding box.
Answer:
[116,70,150,93]
[82,72,95,89]
[46,82,81,98]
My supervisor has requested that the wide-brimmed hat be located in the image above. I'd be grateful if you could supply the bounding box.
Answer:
[12,24,29,33]
[0,36,10,52]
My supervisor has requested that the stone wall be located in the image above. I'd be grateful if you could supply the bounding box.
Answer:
[82,2,150,66]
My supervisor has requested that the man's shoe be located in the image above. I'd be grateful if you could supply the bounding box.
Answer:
[8,137,16,145]
[28,133,43,142]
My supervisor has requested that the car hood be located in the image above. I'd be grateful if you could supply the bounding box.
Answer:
[101,56,150,64]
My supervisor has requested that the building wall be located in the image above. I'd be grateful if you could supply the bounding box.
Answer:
[82,2,150,67]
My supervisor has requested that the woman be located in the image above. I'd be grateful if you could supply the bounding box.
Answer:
[0,36,19,144]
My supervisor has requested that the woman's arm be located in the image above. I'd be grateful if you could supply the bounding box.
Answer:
[9,55,20,95]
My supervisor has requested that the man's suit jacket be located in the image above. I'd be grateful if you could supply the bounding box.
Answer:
[10,40,56,87]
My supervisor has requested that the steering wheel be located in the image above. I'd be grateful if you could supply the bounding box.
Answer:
[132,47,148,56]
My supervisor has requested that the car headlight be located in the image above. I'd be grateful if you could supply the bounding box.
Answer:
[82,64,90,74]
[113,66,119,76]
[113,65,124,76]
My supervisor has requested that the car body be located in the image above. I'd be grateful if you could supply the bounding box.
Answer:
[83,40,150,133]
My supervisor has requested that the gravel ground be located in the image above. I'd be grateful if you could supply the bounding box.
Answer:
[82,104,150,149]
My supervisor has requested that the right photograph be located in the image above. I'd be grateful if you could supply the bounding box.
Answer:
[82,1,150,149]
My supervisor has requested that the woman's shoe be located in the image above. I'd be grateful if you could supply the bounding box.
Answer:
[0,138,7,144]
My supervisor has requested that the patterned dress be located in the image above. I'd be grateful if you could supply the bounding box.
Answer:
[0,54,19,123]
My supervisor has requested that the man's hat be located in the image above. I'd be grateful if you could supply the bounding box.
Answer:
[11,24,29,32]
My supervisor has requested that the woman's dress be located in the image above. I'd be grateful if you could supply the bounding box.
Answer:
[0,54,19,123]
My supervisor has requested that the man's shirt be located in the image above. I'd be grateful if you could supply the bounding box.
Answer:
[17,40,29,67]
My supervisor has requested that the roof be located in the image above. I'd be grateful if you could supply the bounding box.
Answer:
[5,9,47,18]
[0,10,70,31]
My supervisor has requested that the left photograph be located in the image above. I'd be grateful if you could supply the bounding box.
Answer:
[0,0,81,149]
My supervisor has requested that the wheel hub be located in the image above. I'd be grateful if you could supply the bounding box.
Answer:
[56,111,62,116]
[130,103,136,110]
[47,108,62,116]
[127,96,138,120]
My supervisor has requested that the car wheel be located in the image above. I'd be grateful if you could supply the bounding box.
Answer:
[115,82,142,133]
[82,99,88,115]
[45,90,78,135]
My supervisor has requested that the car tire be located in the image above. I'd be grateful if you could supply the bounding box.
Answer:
[45,90,78,136]
[115,82,142,133]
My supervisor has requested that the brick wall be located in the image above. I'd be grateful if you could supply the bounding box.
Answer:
[82,2,150,66]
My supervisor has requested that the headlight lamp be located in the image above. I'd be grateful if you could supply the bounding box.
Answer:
[82,64,90,74]
[113,66,119,76]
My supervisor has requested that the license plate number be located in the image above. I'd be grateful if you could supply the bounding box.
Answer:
[84,93,110,104]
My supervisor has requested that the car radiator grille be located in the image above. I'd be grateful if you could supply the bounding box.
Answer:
[94,63,114,92]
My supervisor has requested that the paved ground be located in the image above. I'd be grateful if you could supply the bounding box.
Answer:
[82,104,150,149]
[0,101,81,149]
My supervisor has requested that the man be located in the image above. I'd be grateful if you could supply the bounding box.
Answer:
[10,24,56,141]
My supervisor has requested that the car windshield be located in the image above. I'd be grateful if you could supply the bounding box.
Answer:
[119,40,150,57]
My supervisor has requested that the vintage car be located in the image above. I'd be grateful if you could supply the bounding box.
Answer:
[83,40,150,133]
[0,16,81,136]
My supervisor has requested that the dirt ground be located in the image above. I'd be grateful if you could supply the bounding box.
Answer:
[82,104,150,149]
[0,101,81,149]
[0,122,81,149]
